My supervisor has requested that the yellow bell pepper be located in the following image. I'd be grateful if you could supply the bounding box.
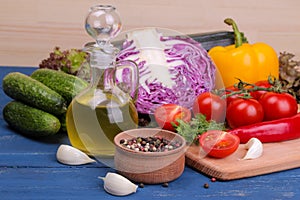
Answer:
[208,18,279,88]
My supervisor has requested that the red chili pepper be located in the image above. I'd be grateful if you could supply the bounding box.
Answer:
[228,113,300,143]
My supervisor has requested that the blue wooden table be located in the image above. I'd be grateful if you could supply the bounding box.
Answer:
[0,66,300,200]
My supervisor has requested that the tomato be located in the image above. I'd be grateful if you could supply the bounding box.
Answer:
[259,92,298,121]
[199,130,240,158]
[192,92,226,123]
[250,80,272,100]
[226,98,264,129]
[225,85,243,106]
[154,104,191,132]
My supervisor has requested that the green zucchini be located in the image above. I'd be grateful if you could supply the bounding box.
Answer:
[2,72,67,115]
[189,31,235,51]
[3,101,61,137]
[31,69,88,104]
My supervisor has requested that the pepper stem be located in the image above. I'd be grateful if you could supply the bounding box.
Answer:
[224,18,245,48]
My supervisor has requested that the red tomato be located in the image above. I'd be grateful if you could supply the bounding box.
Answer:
[226,98,264,129]
[225,85,242,106]
[259,92,298,121]
[154,104,191,132]
[192,92,226,123]
[199,130,240,158]
[250,80,272,100]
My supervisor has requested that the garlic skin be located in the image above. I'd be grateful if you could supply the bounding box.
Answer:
[56,144,96,165]
[242,138,263,160]
[99,172,138,196]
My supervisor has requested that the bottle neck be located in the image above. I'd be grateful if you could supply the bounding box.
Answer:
[87,44,117,91]
[90,65,116,91]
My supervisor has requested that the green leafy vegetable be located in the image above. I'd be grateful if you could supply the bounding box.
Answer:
[175,114,225,144]
[39,47,88,75]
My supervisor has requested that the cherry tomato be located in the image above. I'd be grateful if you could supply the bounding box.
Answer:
[259,92,298,121]
[154,104,191,132]
[192,92,226,123]
[250,80,272,100]
[226,98,264,129]
[199,130,240,158]
[225,85,242,106]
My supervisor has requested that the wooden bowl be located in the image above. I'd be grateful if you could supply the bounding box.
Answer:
[114,128,186,184]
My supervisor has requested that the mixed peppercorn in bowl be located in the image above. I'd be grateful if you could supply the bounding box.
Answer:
[114,128,186,184]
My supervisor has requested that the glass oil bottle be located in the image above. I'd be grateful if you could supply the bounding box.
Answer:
[66,5,139,157]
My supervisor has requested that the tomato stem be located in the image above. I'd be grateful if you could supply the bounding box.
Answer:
[221,76,287,99]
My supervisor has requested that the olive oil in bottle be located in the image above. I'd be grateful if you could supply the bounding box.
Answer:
[66,5,139,157]
[66,92,138,156]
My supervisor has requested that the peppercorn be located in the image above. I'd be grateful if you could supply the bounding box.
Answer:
[137,137,142,143]
[139,183,144,188]
[162,182,169,187]
[119,139,125,144]
[203,183,209,189]
[211,177,217,182]
[120,136,182,152]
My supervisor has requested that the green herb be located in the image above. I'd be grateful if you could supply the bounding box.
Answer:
[175,114,225,144]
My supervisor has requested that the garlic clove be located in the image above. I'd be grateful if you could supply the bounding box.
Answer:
[56,144,96,165]
[99,172,138,196]
[242,138,263,160]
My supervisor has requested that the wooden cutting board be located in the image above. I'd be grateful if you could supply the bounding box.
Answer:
[185,138,300,180]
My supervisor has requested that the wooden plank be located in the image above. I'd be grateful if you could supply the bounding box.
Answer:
[186,138,300,180]
[0,167,111,199]
[0,0,300,66]
[1,166,300,200]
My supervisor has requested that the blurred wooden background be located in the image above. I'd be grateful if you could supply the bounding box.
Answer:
[1,0,300,66]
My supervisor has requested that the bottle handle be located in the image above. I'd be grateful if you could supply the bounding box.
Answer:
[115,60,139,102]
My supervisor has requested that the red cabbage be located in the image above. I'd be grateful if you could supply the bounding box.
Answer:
[116,28,216,114]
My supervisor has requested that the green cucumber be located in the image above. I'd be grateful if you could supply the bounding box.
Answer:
[3,101,61,137]
[31,69,88,104]
[59,112,67,132]
[2,72,67,115]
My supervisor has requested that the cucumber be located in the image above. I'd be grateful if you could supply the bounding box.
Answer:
[3,101,61,137]
[59,112,67,132]
[2,72,67,115]
[31,69,88,104]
